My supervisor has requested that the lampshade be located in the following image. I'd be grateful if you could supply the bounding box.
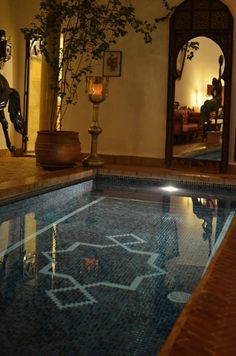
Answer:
[207,84,212,96]
[206,84,224,104]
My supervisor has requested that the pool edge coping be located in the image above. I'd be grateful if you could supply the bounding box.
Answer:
[1,166,236,206]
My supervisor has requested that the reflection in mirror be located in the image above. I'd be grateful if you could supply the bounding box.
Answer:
[173,37,224,162]
[176,41,200,80]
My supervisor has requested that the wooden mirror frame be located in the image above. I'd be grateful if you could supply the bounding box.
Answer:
[165,0,233,173]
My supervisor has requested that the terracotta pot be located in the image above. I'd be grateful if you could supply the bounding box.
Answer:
[35,130,81,169]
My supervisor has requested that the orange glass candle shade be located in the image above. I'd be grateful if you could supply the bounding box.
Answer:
[92,83,103,96]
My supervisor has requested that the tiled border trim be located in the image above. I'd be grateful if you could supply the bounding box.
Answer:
[96,173,236,196]
[159,214,236,355]
[98,167,236,185]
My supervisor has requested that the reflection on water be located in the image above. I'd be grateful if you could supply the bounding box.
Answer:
[0,192,232,296]
[158,196,179,268]
[192,197,216,255]
[0,213,37,306]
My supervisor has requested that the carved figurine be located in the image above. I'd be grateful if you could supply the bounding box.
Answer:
[200,55,224,133]
[0,29,27,152]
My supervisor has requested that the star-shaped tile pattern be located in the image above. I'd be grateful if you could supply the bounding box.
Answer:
[40,233,167,309]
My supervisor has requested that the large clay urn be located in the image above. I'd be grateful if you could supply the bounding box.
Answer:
[35,130,81,169]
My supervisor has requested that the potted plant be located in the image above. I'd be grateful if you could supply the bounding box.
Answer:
[21,0,174,169]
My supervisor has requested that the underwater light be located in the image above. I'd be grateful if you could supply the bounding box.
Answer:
[161,186,179,192]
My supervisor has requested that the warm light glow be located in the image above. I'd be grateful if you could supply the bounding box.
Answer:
[161,186,179,192]
[81,257,99,272]
[92,83,103,96]
[194,89,203,108]
[86,76,108,105]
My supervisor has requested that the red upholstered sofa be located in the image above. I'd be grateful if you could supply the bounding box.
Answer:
[173,108,201,142]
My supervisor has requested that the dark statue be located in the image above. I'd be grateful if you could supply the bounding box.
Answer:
[0,29,27,152]
[200,55,224,131]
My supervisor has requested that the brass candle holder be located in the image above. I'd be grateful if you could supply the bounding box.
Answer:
[83,76,109,168]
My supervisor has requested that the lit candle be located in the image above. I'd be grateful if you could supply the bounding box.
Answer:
[92,83,103,96]
[87,77,107,104]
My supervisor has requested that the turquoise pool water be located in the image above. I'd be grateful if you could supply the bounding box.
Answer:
[0,177,235,355]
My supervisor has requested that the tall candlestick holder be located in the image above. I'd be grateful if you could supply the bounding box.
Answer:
[83,76,109,168]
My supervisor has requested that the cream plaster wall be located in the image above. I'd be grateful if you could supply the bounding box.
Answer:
[1,0,236,163]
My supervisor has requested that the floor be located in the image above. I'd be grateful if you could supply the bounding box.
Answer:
[173,140,207,157]
[173,130,223,158]
[0,156,94,205]
[1,156,236,355]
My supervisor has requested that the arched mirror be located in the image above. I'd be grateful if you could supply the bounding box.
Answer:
[165,0,233,173]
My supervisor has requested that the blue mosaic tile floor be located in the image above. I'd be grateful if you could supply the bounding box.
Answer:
[0,179,235,355]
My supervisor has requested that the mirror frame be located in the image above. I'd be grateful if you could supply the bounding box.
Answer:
[165,0,233,173]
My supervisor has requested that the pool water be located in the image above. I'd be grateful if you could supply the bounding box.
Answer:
[0,178,235,355]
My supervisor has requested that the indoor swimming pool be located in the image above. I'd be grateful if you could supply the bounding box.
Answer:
[0,176,235,355]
